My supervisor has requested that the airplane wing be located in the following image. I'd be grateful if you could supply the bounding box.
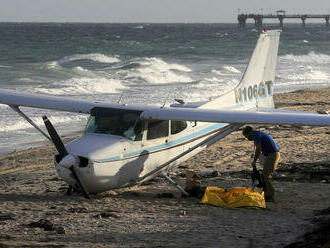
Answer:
[140,107,330,126]
[0,89,128,114]
[0,89,329,126]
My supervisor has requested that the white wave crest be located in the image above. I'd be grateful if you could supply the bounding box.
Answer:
[181,80,237,102]
[133,25,144,29]
[280,52,330,64]
[0,115,85,132]
[203,77,225,83]
[287,69,329,81]
[212,66,240,76]
[17,77,38,83]
[74,66,89,72]
[141,57,192,72]
[223,66,241,73]
[72,66,95,76]
[133,69,192,84]
[57,53,120,65]
[34,77,126,95]
[211,70,225,76]
[45,61,60,70]
[127,57,192,84]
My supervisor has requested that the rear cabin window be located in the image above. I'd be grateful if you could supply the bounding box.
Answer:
[171,120,187,135]
[147,120,169,140]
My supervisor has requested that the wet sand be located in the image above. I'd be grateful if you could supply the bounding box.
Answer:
[0,88,330,248]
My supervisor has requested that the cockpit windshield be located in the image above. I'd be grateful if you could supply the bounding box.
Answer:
[84,108,143,141]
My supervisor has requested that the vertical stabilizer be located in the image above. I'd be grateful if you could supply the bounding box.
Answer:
[201,30,281,110]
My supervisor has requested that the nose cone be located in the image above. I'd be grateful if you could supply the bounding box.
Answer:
[65,133,125,160]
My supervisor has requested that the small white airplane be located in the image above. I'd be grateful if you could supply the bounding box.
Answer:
[0,30,329,198]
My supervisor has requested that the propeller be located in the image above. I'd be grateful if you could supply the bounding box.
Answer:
[42,116,68,158]
[42,116,90,199]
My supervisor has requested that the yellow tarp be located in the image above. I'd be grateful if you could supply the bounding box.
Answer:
[201,186,266,209]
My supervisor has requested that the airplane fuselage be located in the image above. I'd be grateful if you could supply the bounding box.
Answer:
[55,120,234,193]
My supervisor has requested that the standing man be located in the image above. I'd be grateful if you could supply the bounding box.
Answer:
[242,126,280,202]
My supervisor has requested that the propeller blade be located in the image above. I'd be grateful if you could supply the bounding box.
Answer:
[42,115,68,158]
[42,115,90,199]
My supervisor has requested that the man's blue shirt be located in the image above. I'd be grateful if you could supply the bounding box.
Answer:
[253,131,279,156]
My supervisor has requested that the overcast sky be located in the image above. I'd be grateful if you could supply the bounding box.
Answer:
[0,0,329,23]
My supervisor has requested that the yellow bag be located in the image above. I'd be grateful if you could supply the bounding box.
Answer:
[201,186,266,208]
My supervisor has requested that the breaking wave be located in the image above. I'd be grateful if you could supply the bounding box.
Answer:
[280,52,330,64]
[0,115,86,132]
[203,77,225,83]
[286,69,329,81]
[58,53,120,64]
[43,53,120,70]
[277,52,330,92]
[140,57,191,72]
[212,69,225,76]
[124,57,193,84]
[34,77,126,95]
[212,66,241,76]
[183,79,238,101]
[223,66,241,73]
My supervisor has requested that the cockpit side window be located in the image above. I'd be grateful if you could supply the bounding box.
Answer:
[85,116,123,135]
[121,113,139,140]
[171,120,187,135]
[84,108,144,141]
[133,119,144,141]
[147,120,169,140]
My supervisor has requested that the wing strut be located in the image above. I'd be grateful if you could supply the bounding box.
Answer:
[9,105,52,142]
[161,171,189,196]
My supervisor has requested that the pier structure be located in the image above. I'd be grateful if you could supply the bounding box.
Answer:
[238,10,330,28]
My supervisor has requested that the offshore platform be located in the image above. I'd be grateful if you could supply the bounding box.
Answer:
[238,10,330,28]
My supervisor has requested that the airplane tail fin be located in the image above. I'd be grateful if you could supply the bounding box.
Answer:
[201,30,281,110]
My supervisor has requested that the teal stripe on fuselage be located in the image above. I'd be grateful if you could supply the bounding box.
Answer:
[94,123,227,163]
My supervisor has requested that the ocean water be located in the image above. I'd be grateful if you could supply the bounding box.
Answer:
[0,23,329,154]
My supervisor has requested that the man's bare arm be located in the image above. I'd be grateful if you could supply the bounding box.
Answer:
[252,144,262,167]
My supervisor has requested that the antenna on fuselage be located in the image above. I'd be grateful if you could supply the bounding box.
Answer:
[161,93,172,108]
[117,94,124,104]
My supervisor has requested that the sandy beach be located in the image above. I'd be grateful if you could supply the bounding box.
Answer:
[0,88,329,248]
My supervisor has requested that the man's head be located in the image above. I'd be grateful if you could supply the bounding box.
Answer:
[242,126,254,141]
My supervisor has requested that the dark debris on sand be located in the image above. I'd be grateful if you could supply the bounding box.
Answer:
[224,162,330,184]
[0,213,15,222]
[284,206,330,248]
[25,219,66,234]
